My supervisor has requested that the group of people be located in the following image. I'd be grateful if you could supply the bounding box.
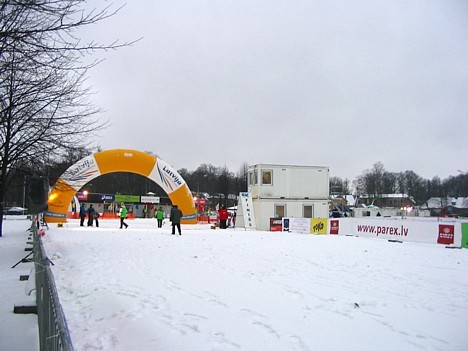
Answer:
[79,203,232,233]
[79,203,100,227]
[79,202,128,229]
[79,202,183,233]
[218,206,236,228]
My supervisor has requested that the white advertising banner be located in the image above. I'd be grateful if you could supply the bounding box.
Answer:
[332,217,463,246]
[284,217,310,234]
[149,159,185,194]
[60,154,100,190]
[237,192,257,230]
[141,196,160,204]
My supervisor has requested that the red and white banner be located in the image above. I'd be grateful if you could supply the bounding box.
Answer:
[437,224,454,245]
[330,220,339,235]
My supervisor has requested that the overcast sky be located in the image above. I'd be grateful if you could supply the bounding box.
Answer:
[82,0,467,181]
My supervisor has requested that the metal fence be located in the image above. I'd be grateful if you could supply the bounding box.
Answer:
[33,220,74,351]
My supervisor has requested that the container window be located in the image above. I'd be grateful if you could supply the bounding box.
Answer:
[262,170,272,185]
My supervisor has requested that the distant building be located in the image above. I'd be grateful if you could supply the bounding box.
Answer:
[356,193,416,209]
[421,197,468,217]
[351,194,432,218]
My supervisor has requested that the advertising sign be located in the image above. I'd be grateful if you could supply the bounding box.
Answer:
[270,218,283,232]
[87,193,106,203]
[115,194,140,203]
[334,218,462,246]
[77,193,88,201]
[141,196,160,204]
[289,218,310,234]
[311,218,328,234]
[463,223,468,249]
[330,219,339,235]
[100,194,115,202]
[437,224,454,245]
[60,155,100,190]
[239,192,257,230]
[152,159,185,194]
[195,198,207,205]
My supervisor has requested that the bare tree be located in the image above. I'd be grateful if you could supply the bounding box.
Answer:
[353,162,385,198]
[330,176,350,196]
[0,1,137,236]
[236,162,249,192]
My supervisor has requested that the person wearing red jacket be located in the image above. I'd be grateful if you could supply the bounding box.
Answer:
[218,206,229,229]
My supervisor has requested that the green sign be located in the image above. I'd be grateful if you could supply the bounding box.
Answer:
[115,194,140,203]
[462,223,468,249]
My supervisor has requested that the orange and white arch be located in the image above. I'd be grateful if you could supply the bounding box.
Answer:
[45,149,196,224]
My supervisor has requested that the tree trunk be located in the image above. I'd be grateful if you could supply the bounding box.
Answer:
[0,202,3,237]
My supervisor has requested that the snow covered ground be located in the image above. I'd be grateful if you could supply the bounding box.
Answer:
[0,217,39,351]
[2,217,468,351]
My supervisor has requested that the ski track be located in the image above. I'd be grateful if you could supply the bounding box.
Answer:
[43,220,468,351]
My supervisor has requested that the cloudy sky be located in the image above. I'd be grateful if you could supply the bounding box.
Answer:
[81,0,467,181]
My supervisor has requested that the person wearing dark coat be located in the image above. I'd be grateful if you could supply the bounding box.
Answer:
[170,205,183,235]
[87,205,95,227]
[94,211,100,227]
[79,204,86,226]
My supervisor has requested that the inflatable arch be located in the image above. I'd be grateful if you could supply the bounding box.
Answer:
[45,149,197,224]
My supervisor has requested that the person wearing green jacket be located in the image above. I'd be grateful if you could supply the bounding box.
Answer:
[119,202,129,229]
[156,207,164,228]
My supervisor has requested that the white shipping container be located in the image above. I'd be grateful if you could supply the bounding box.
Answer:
[243,164,330,231]
[248,164,329,199]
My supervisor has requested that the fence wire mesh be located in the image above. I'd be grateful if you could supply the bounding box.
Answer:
[33,220,74,351]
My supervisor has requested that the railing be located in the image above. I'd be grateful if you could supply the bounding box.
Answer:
[33,219,74,351]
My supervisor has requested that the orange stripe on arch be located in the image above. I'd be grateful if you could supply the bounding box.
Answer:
[94,149,156,177]
[169,184,197,224]
[47,178,77,217]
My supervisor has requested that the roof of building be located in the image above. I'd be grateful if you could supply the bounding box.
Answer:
[421,197,468,209]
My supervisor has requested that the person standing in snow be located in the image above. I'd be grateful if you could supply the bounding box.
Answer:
[79,203,86,226]
[170,205,183,235]
[87,204,95,227]
[119,202,129,229]
[218,205,228,229]
[94,211,100,227]
[156,207,165,228]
